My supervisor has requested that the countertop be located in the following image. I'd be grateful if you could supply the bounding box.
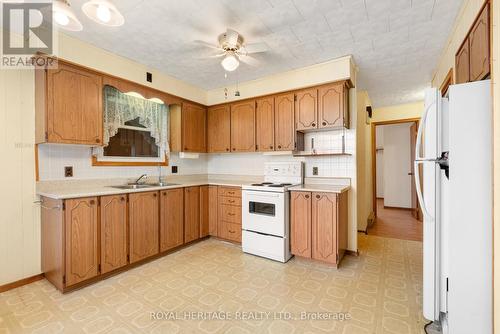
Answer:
[289,184,350,194]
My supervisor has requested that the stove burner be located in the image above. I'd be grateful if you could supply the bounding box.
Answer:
[261,182,273,185]
[251,183,264,186]
[281,183,292,186]
[268,184,286,187]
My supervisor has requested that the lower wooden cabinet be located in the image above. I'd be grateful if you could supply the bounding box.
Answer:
[184,186,200,243]
[217,186,242,243]
[100,195,128,274]
[208,186,218,236]
[290,191,348,266]
[129,191,159,263]
[160,188,184,252]
[64,197,99,286]
[200,186,209,238]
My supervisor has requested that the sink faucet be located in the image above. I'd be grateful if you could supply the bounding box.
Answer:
[134,174,148,184]
[158,164,162,184]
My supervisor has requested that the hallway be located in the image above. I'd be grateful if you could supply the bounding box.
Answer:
[367,199,423,242]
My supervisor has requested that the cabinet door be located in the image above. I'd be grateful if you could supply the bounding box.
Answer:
[295,88,318,131]
[47,63,102,145]
[290,192,312,258]
[469,4,490,81]
[160,188,184,252]
[255,97,275,151]
[208,186,218,236]
[455,39,470,84]
[207,105,231,153]
[64,197,99,286]
[100,195,128,274]
[274,93,295,151]
[182,102,207,152]
[184,186,200,243]
[318,83,345,129]
[231,101,256,152]
[312,193,337,264]
[129,191,159,263]
[200,186,209,238]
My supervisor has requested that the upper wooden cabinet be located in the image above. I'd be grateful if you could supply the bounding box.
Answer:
[100,195,128,274]
[129,191,159,263]
[231,100,256,152]
[295,88,318,131]
[274,93,295,151]
[36,62,103,145]
[184,186,200,243]
[469,4,490,82]
[160,188,184,252]
[170,102,207,153]
[255,97,275,151]
[64,197,99,286]
[318,82,350,129]
[455,3,490,84]
[207,105,231,153]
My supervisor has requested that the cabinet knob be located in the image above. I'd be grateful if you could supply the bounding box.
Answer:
[316,195,321,199]
[120,197,125,202]
[95,138,100,143]
[89,200,95,205]
[270,146,273,149]
[278,145,282,149]
[228,230,235,234]
[163,192,167,196]
[153,193,157,197]
[226,148,230,152]
[305,195,310,199]
[232,148,235,151]
[322,121,327,126]
[312,123,316,127]
[184,147,188,150]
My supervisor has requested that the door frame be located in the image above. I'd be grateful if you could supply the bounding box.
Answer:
[371,118,421,218]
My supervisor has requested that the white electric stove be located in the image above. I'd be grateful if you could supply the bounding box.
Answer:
[241,162,303,263]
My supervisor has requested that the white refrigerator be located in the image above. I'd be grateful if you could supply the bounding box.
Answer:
[417,80,492,334]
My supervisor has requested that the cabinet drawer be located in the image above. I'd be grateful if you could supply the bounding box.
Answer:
[219,204,242,224]
[219,222,241,242]
[219,196,241,206]
[218,187,241,198]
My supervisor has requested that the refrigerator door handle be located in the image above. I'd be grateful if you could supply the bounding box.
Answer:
[414,100,436,222]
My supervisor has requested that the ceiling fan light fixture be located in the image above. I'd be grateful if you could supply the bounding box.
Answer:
[221,53,239,72]
[53,0,83,31]
[82,0,124,26]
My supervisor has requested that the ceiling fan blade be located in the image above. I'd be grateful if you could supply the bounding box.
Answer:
[225,28,239,47]
[209,53,226,58]
[193,40,220,50]
[243,42,268,54]
[239,54,260,67]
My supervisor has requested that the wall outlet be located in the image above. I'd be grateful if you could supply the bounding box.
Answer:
[171,166,178,174]
[64,166,73,177]
[312,167,318,176]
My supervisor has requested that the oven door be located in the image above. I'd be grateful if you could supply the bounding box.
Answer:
[242,190,285,237]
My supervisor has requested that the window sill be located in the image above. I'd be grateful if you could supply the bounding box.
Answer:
[91,154,169,167]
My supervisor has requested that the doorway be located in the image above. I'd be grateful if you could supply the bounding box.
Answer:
[368,118,423,241]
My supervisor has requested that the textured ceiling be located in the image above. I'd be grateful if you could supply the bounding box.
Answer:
[66,0,464,107]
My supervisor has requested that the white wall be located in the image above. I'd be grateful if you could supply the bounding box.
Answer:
[375,126,384,198]
[382,123,413,208]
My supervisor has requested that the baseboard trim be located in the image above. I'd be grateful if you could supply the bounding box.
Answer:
[0,274,44,293]
[345,250,359,257]
[383,205,413,211]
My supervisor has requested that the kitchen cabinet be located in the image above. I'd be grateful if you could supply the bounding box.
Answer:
[231,100,256,152]
[469,4,490,81]
[160,188,184,252]
[290,191,348,266]
[200,185,209,238]
[456,39,470,84]
[208,186,218,236]
[318,82,350,129]
[35,62,103,145]
[170,102,207,153]
[65,197,99,286]
[290,192,312,258]
[217,186,242,243]
[274,93,295,151]
[184,186,200,243]
[255,97,275,151]
[295,88,318,131]
[100,195,128,274]
[455,2,490,84]
[129,191,159,263]
[207,105,231,153]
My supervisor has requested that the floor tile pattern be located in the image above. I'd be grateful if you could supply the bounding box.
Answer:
[0,235,428,333]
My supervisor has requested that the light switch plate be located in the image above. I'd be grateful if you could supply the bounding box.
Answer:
[64,166,73,177]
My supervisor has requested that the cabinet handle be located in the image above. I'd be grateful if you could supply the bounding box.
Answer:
[163,192,167,196]
[305,195,310,199]
[120,197,125,202]
[153,193,157,197]
[184,147,188,150]
[228,191,234,195]
[232,148,235,151]
[89,200,95,205]
[226,148,230,152]
[228,200,235,203]
[228,230,235,234]
[278,145,282,149]
[312,123,316,127]
[316,195,321,199]
[322,121,327,126]
[270,145,273,149]
[95,138,100,143]
[228,213,236,216]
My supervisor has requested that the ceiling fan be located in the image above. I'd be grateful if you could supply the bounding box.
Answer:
[195,28,269,72]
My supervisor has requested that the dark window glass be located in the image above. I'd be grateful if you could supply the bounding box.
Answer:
[249,201,275,217]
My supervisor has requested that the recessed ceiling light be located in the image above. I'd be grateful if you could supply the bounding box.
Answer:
[52,0,82,31]
[221,53,239,72]
[82,0,124,27]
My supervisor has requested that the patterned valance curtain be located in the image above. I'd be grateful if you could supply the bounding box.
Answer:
[102,85,169,157]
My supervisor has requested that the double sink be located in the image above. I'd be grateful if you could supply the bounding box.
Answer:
[111,182,179,190]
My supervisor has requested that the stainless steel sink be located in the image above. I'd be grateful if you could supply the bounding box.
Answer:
[110,184,155,190]
[148,182,179,187]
